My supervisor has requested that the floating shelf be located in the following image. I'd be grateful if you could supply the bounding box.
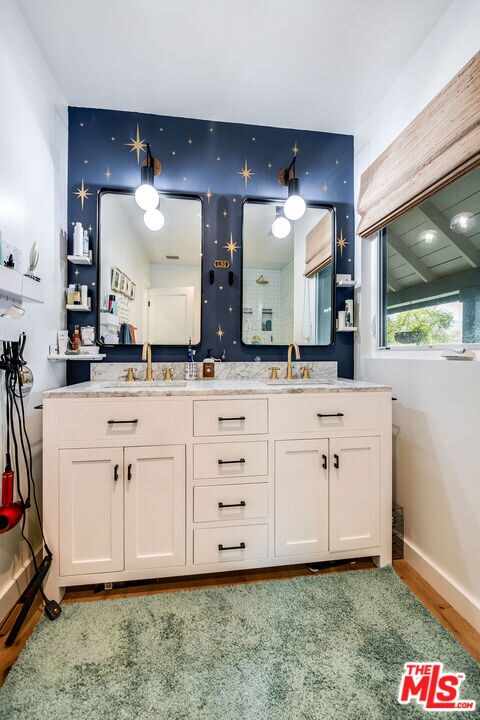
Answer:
[0,266,44,303]
[336,280,357,288]
[66,301,91,312]
[48,353,106,362]
[337,327,357,332]
[67,252,92,266]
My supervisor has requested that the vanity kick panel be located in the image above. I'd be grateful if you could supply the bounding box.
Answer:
[193,399,268,437]
[194,482,268,523]
[193,441,268,480]
[273,394,381,434]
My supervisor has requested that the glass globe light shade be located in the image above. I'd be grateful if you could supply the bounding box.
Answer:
[284,193,306,221]
[144,208,165,231]
[418,229,439,244]
[135,183,159,211]
[450,212,476,234]
[271,216,291,239]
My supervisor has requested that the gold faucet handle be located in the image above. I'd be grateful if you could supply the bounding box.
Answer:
[125,368,136,382]
[300,366,311,380]
[163,367,174,382]
[269,367,280,380]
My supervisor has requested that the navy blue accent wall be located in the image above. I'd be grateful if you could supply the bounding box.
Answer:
[67,107,354,384]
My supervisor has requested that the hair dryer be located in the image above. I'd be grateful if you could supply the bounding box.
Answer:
[0,465,23,534]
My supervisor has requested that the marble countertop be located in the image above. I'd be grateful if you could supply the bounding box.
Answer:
[43,377,391,399]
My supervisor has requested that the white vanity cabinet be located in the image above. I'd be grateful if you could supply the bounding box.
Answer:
[43,383,391,602]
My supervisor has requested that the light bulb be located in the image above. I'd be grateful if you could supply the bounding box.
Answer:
[144,208,165,231]
[135,183,159,211]
[271,216,291,239]
[284,194,306,220]
[450,212,476,234]
[418,229,438,244]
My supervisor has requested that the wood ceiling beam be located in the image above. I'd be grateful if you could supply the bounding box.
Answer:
[387,231,436,283]
[420,201,480,268]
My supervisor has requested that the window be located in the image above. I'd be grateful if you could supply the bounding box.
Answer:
[379,165,480,347]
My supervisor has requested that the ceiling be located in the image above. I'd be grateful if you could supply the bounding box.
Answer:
[16,0,451,134]
[387,166,480,292]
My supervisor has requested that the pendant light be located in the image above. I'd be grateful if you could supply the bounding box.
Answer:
[282,156,306,221]
[271,206,291,238]
[135,143,159,211]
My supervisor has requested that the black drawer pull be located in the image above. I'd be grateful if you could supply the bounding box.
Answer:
[322,454,327,470]
[108,419,139,424]
[114,464,119,482]
[127,464,132,481]
[218,416,246,422]
[317,412,344,418]
[333,453,340,469]
[218,542,246,551]
[218,458,246,465]
[218,501,246,509]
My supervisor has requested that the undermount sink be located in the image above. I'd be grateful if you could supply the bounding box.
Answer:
[104,380,187,388]
[265,379,335,386]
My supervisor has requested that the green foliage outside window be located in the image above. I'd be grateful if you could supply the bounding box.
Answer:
[386,306,457,345]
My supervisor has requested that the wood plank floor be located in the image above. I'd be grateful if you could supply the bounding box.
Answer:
[1,559,479,688]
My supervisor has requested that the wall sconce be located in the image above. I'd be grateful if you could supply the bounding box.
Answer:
[271,205,291,239]
[279,156,306,221]
[134,143,159,211]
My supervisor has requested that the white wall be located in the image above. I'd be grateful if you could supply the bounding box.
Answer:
[0,0,67,618]
[150,264,201,344]
[354,0,480,630]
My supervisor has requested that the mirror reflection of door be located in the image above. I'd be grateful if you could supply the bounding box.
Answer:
[242,201,334,346]
[99,193,202,345]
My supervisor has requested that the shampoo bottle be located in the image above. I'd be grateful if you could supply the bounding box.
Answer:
[73,222,83,256]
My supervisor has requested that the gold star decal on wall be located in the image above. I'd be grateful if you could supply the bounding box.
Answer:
[205,187,213,203]
[73,178,92,210]
[337,229,349,258]
[292,142,300,156]
[224,233,239,262]
[105,166,112,181]
[216,324,225,339]
[222,210,228,217]
[125,123,146,164]
[238,159,254,187]
[187,138,193,145]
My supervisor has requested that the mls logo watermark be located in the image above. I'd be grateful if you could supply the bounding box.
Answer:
[399,662,476,712]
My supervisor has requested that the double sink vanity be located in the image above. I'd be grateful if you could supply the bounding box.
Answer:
[42,361,392,603]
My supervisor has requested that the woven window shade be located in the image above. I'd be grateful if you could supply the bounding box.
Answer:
[357,51,480,238]
[304,213,332,278]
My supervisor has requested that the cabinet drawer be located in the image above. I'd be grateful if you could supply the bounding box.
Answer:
[194,524,268,565]
[193,399,268,437]
[273,394,381,434]
[194,483,268,523]
[57,399,190,442]
[194,441,268,480]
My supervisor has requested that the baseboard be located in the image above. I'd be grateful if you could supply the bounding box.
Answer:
[404,539,480,633]
[0,548,42,624]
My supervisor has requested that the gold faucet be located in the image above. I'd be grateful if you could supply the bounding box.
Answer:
[163,367,173,382]
[125,367,136,382]
[286,342,300,379]
[142,342,153,381]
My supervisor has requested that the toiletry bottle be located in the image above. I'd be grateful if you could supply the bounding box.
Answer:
[81,284,88,308]
[83,230,89,258]
[71,325,81,351]
[202,350,215,379]
[73,283,81,305]
[187,337,194,362]
[73,222,83,257]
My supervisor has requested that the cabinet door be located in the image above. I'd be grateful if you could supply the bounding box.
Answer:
[59,448,124,576]
[124,445,185,570]
[329,437,380,552]
[275,439,329,557]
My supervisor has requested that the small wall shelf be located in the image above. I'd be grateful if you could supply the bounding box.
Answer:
[336,280,357,287]
[337,327,357,332]
[66,300,91,312]
[67,253,92,266]
[0,266,44,303]
[48,353,106,362]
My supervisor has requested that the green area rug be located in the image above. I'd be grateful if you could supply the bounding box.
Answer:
[1,566,478,719]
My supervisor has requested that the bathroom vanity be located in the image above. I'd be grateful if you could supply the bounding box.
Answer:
[42,375,392,602]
